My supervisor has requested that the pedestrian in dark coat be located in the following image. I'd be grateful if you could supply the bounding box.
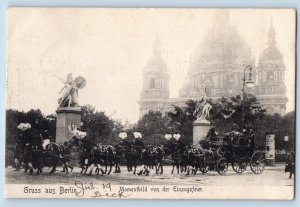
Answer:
[285,152,295,179]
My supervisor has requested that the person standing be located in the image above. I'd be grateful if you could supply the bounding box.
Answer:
[285,152,295,179]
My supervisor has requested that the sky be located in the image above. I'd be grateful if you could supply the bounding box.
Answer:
[7,8,296,124]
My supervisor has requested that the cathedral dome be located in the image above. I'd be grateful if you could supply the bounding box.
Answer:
[188,12,254,75]
[179,11,255,98]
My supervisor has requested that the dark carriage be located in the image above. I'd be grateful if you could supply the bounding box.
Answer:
[209,133,266,174]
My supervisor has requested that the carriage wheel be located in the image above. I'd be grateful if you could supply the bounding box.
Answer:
[231,162,247,174]
[216,158,228,175]
[250,151,265,174]
[199,164,209,174]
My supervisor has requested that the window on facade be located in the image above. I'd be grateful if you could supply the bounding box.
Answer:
[206,88,213,96]
[278,70,282,81]
[161,78,165,89]
[155,91,160,97]
[267,71,274,82]
[262,71,267,83]
[149,78,155,89]
[219,74,223,88]
[197,75,201,89]
[266,107,274,114]
[229,74,235,82]
[212,75,218,88]
[258,72,261,83]
[228,74,236,87]
[155,78,160,89]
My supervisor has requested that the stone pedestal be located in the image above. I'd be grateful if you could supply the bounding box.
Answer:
[56,107,81,144]
[193,118,211,146]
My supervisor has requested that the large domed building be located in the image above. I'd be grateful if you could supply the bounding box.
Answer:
[139,12,287,117]
[179,11,255,98]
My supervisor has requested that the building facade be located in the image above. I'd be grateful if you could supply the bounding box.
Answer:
[255,23,288,115]
[139,12,288,117]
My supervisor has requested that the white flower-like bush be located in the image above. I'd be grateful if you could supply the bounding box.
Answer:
[173,133,181,140]
[119,132,127,139]
[133,132,142,139]
[17,123,31,131]
[164,134,172,140]
[73,129,87,139]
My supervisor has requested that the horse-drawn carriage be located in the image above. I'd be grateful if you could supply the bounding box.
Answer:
[203,131,266,175]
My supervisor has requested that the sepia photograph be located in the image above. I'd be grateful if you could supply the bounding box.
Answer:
[5,8,296,199]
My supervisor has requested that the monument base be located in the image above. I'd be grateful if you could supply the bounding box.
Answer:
[56,107,81,144]
[193,118,211,146]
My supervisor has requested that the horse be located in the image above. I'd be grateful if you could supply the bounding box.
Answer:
[13,136,25,171]
[100,145,119,175]
[136,148,150,176]
[86,144,105,176]
[163,139,181,174]
[43,142,72,175]
[31,144,44,175]
[69,137,96,174]
[118,140,139,174]
[59,142,74,173]
[186,147,202,175]
[17,134,44,175]
[22,142,34,175]
[152,146,165,174]
[177,139,189,173]
[68,137,120,176]
[145,146,156,170]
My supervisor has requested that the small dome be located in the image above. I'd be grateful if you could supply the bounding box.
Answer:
[258,46,283,69]
[144,56,168,75]
[143,37,169,75]
[257,24,284,70]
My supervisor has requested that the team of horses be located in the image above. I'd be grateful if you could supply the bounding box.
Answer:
[13,136,212,176]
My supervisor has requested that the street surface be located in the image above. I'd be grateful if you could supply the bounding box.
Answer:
[5,164,294,186]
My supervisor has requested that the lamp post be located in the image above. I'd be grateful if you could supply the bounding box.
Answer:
[241,65,255,126]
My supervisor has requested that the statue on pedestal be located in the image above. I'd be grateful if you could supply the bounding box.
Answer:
[57,73,87,108]
[192,91,212,146]
[55,73,87,144]
[193,94,212,123]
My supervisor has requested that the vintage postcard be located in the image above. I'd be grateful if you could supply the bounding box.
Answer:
[5,8,295,199]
